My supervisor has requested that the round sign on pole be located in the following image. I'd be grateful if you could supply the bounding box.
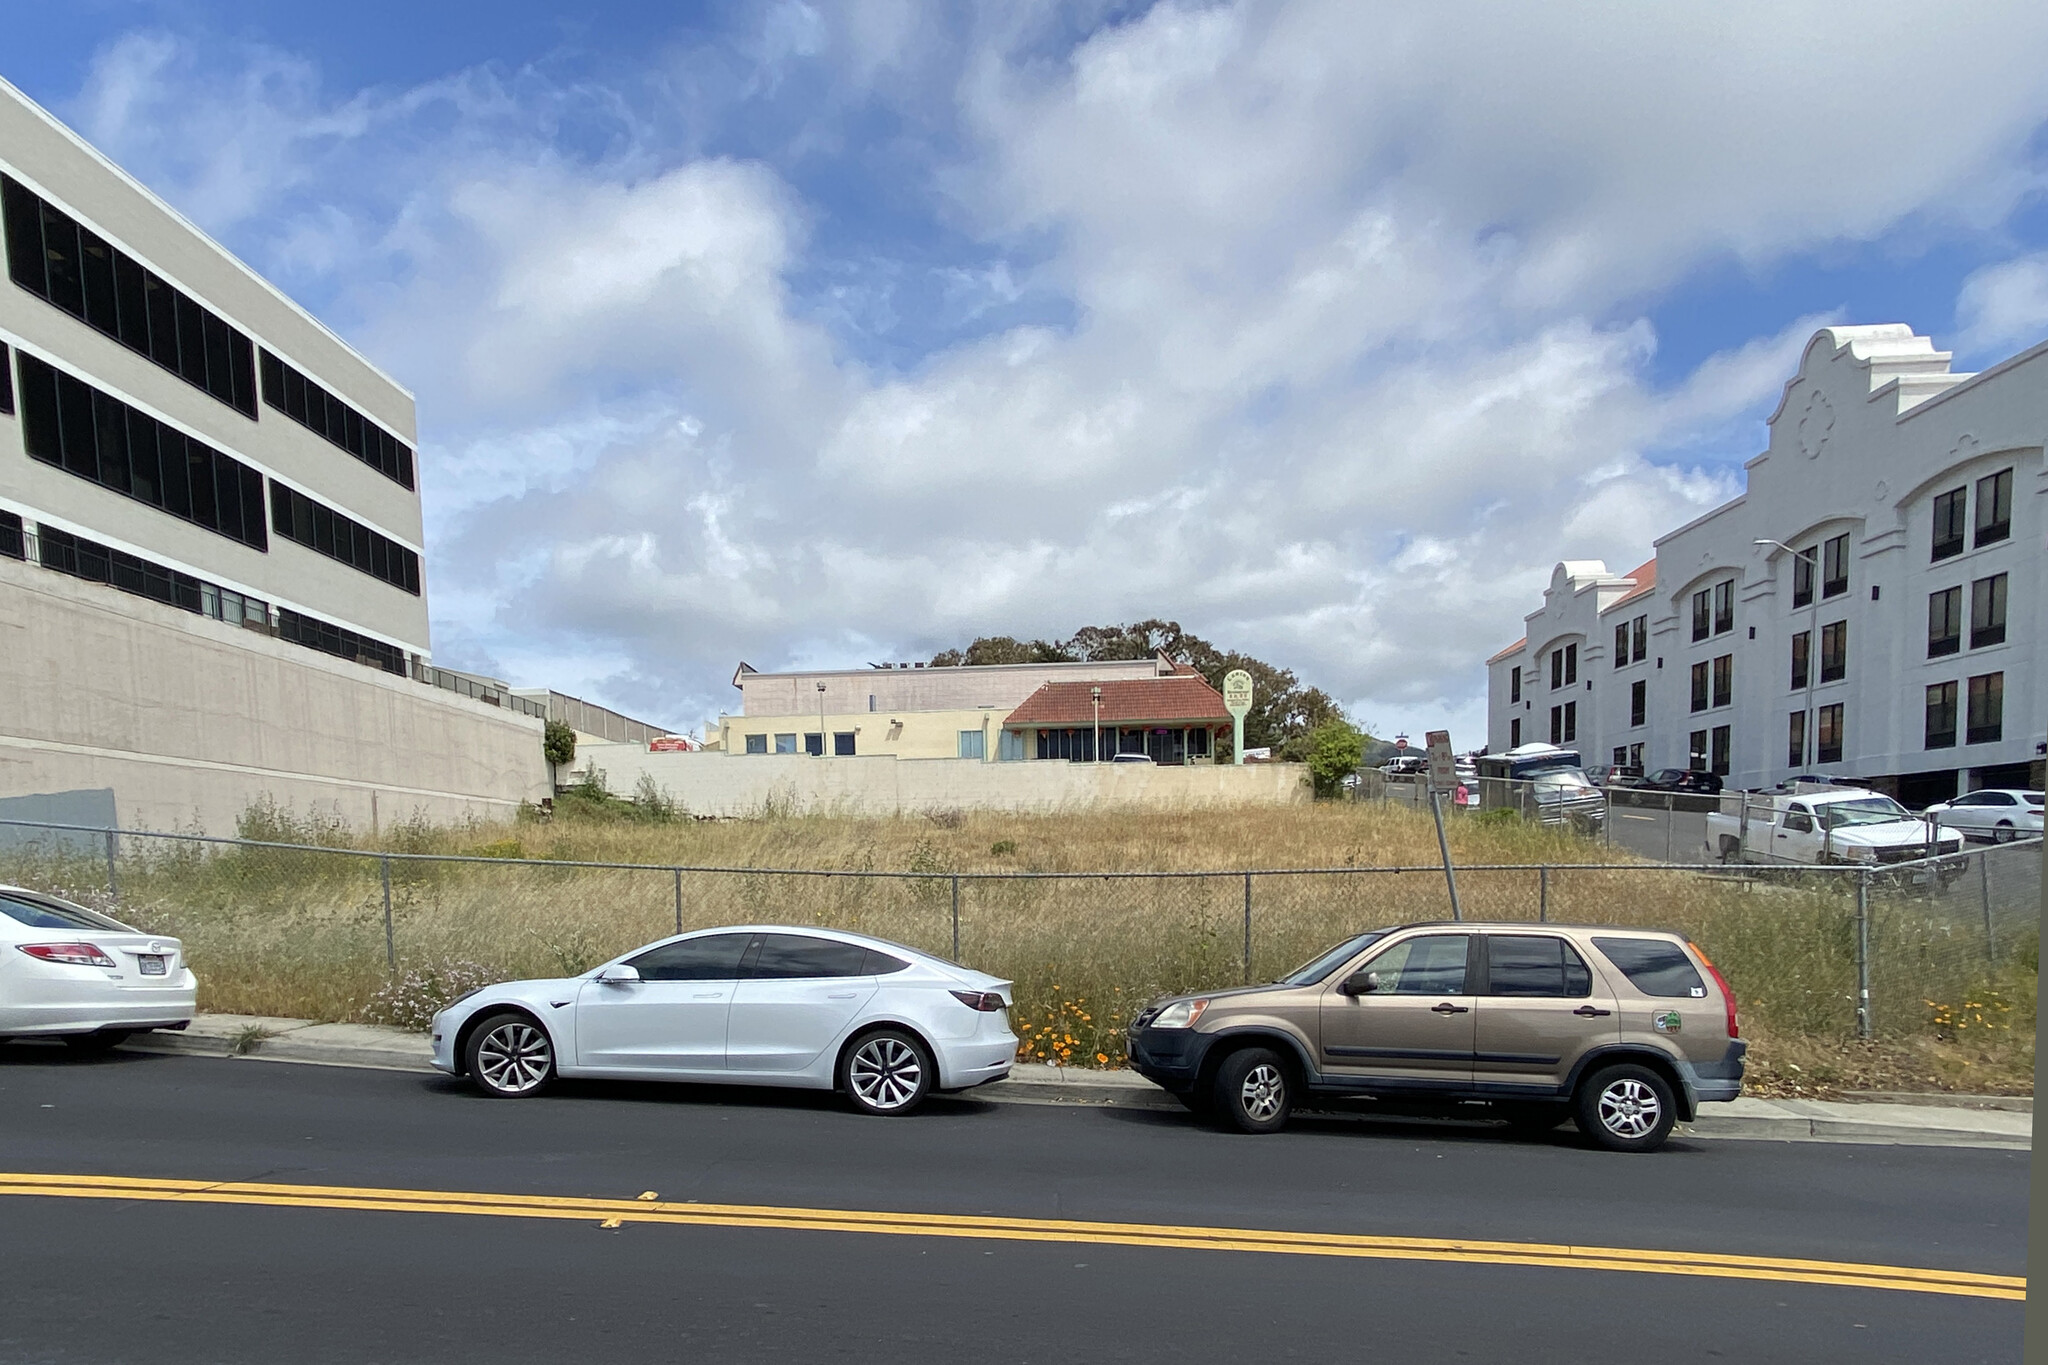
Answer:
[1222,670,1253,765]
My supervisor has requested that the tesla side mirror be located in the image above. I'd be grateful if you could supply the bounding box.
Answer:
[597,964,641,985]
[1341,969,1379,996]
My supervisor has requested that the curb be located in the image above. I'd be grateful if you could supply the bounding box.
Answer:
[123,1018,2032,1148]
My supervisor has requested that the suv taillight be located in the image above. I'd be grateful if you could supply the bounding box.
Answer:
[19,942,117,968]
[949,990,1006,1012]
[1689,942,1738,1039]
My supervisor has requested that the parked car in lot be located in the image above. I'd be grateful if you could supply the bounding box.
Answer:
[1618,768,1724,796]
[1126,922,1743,1152]
[1705,790,1961,867]
[0,886,196,1050]
[1923,790,2044,844]
[432,926,1017,1115]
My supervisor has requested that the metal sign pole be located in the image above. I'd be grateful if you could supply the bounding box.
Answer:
[1222,670,1252,765]
[1430,788,1463,922]
[1424,730,1462,921]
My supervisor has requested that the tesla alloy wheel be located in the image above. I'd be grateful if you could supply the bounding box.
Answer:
[466,1012,555,1098]
[842,1029,934,1116]
[1575,1062,1676,1152]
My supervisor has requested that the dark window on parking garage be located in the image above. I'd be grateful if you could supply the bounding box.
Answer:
[259,349,414,489]
[270,482,419,594]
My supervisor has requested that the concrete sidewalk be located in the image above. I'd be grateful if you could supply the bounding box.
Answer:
[126,1015,2032,1149]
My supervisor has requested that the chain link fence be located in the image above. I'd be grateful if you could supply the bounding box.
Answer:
[0,817,2035,1065]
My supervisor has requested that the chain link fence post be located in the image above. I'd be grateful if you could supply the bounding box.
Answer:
[103,828,119,903]
[380,854,396,971]
[1538,865,1549,922]
[1855,868,1872,1040]
[1978,850,1995,960]
[1243,871,1253,984]
[950,875,960,961]
[1663,792,1675,862]
[673,867,683,936]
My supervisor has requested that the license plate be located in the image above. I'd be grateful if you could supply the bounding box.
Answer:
[138,955,167,976]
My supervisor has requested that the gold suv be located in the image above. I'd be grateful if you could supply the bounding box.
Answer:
[1125,921,1743,1152]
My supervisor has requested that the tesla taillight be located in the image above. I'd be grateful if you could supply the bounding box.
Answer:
[1689,942,1739,1039]
[19,942,117,968]
[949,990,1006,1012]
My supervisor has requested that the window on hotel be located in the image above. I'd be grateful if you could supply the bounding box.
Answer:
[1788,711,1807,767]
[1821,534,1849,598]
[1691,590,1710,642]
[1925,682,1957,750]
[774,733,797,754]
[745,734,768,755]
[14,352,267,551]
[1970,573,2007,649]
[1932,487,1967,561]
[1565,643,1577,684]
[1712,581,1733,635]
[1690,661,1709,712]
[1550,649,1562,689]
[1817,704,1844,764]
[1927,587,1962,658]
[1966,673,2003,746]
[1510,718,1522,747]
[1630,679,1646,727]
[1549,706,1562,745]
[1792,549,1815,608]
[1688,730,1708,772]
[1974,469,2011,547]
[3,176,256,417]
[1819,621,1846,683]
[1632,614,1647,661]
[804,733,824,756]
[998,729,1026,762]
[1629,742,1644,770]
[1614,622,1628,667]
[1710,725,1730,777]
[1790,631,1810,690]
[958,730,986,760]
[1612,746,1628,769]
[1510,665,1521,703]
[1711,654,1732,708]
[834,732,856,756]
[1562,702,1577,743]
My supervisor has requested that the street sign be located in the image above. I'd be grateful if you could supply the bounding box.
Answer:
[1426,730,1456,793]
[1222,670,1253,766]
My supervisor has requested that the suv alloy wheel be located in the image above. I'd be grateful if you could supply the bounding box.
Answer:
[1575,1062,1676,1152]
[1213,1047,1293,1134]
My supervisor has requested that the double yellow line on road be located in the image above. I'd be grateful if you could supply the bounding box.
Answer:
[0,1171,2021,1302]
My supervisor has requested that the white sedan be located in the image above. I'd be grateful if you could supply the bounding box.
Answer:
[1924,790,2045,843]
[0,885,197,1049]
[431,926,1017,1115]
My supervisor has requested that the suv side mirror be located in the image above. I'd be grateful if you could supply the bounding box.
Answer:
[1340,969,1379,997]
[597,964,641,985]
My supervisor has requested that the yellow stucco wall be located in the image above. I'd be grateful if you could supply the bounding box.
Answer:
[717,709,1011,761]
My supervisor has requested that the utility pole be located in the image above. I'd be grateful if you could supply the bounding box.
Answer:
[816,680,827,757]
[1091,686,1102,763]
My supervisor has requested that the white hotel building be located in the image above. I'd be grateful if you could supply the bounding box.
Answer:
[1486,324,2044,805]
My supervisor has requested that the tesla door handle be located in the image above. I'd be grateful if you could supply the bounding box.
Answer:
[826,991,859,1000]
[691,992,725,1000]
[1431,1002,1470,1014]
[1573,1006,1612,1017]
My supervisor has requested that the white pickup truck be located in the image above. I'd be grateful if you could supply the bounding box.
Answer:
[1705,788,1962,868]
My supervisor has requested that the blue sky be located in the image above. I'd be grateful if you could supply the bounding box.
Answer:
[7,2,2048,744]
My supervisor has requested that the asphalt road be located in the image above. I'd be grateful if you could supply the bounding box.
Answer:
[0,1047,2026,1364]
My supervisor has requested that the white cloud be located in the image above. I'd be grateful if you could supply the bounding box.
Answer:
[55,3,2048,742]
[1956,251,2048,358]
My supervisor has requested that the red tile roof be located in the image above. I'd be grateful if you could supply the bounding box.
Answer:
[1486,637,1527,664]
[1606,557,1657,612]
[1005,675,1231,727]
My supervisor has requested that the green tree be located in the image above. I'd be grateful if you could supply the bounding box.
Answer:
[1302,718,1367,799]
[542,719,577,769]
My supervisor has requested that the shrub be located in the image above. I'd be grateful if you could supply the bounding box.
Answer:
[543,720,577,769]
[1302,719,1367,799]
[360,958,501,1033]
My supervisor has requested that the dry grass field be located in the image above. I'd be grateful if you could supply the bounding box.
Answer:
[3,798,2033,1096]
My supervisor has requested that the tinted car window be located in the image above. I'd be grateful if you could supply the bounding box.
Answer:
[1487,935,1591,997]
[1364,934,1469,994]
[1281,930,1391,986]
[1592,937,1706,998]
[861,947,911,975]
[0,893,131,932]
[629,932,752,982]
[749,934,875,980]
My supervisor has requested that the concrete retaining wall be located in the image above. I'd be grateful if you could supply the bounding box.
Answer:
[572,744,1309,816]
[0,556,549,834]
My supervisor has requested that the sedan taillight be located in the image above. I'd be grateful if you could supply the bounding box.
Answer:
[19,942,117,968]
[949,990,1006,1012]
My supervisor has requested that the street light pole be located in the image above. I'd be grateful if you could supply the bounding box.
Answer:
[1091,686,1102,763]
[1756,538,1818,775]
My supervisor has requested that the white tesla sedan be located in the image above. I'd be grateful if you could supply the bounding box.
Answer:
[1924,790,2044,843]
[0,885,197,1049]
[431,926,1017,1115]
